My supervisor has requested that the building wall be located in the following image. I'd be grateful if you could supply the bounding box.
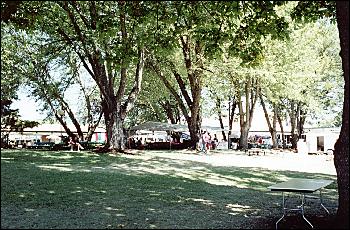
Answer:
[304,127,340,153]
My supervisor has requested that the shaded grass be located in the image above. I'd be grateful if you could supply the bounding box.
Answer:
[1,149,339,229]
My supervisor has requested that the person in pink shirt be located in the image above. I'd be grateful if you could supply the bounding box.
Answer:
[203,131,210,153]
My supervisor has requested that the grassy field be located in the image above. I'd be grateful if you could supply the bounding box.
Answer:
[1,149,339,229]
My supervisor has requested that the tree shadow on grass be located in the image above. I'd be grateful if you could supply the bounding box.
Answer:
[1,149,340,229]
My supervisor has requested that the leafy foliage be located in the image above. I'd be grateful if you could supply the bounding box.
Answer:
[1,23,24,102]
[1,100,39,147]
[291,1,336,23]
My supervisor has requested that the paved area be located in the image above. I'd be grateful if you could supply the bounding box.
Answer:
[132,149,336,176]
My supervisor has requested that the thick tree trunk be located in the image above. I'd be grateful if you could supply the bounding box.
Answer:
[236,78,259,150]
[188,118,199,146]
[239,126,249,150]
[103,104,125,151]
[298,109,307,139]
[334,1,349,227]
[109,110,125,151]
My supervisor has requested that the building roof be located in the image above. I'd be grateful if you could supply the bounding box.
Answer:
[22,123,106,133]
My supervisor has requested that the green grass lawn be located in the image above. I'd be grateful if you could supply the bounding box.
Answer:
[1,149,339,229]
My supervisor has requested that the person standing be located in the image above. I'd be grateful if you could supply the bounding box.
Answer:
[206,132,212,151]
[200,131,207,154]
[203,131,210,153]
[212,134,218,150]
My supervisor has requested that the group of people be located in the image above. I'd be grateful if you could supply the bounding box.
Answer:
[128,137,144,150]
[197,130,218,154]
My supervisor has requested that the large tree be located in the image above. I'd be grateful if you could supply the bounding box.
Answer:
[333,2,349,226]
[1,21,102,141]
[291,1,349,226]
[126,69,182,127]
[147,1,289,147]
[2,1,152,151]
[1,21,39,146]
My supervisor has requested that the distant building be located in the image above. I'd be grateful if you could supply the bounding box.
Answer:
[303,127,340,154]
[7,123,106,147]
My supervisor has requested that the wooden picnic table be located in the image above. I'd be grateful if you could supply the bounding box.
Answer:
[246,147,266,156]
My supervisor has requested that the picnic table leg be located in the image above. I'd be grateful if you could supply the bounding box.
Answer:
[276,192,286,229]
[319,189,330,214]
[300,194,314,228]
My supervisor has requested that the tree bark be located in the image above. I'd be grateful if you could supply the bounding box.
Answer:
[334,1,349,227]
[107,48,145,151]
[288,101,298,149]
[276,105,287,149]
[260,93,278,148]
[216,97,227,141]
[160,100,180,124]
[227,96,237,147]
[236,77,259,150]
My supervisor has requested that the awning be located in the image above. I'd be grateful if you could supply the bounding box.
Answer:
[201,125,230,132]
[129,121,188,132]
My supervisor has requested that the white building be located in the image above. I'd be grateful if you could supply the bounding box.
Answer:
[7,123,106,147]
[303,127,340,154]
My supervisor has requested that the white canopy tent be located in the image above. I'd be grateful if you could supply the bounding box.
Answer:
[129,121,188,132]
[128,122,189,150]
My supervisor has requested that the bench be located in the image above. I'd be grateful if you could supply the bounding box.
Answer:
[246,148,266,156]
[27,142,55,150]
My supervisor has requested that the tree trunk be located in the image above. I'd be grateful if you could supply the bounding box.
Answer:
[76,75,103,141]
[289,101,298,149]
[298,108,307,139]
[63,104,84,140]
[271,106,278,149]
[239,126,250,150]
[215,96,227,141]
[260,93,278,148]
[236,77,259,150]
[54,112,75,138]
[103,102,126,151]
[85,111,103,141]
[218,114,226,141]
[109,110,125,151]
[149,38,203,149]
[227,97,237,148]
[45,96,76,138]
[160,100,178,124]
[334,1,349,227]
[276,109,287,149]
